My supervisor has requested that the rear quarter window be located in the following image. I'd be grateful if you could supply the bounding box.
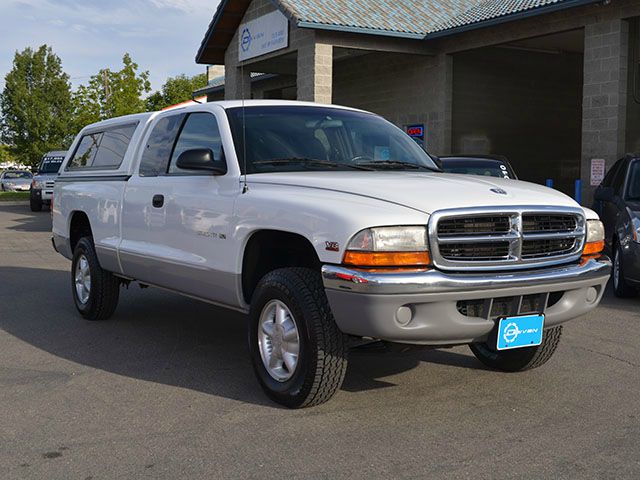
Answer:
[67,123,137,170]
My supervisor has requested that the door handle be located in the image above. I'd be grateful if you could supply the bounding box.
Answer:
[152,194,164,208]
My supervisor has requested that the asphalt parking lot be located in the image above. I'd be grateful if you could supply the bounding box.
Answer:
[0,204,639,480]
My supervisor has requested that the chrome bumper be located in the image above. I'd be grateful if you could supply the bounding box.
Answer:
[321,258,611,345]
[322,258,611,295]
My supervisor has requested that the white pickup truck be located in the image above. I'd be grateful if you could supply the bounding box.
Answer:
[53,100,611,408]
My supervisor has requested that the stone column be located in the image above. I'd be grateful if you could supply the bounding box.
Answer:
[225,65,252,101]
[581,19,630,204]
[297,42,333,103]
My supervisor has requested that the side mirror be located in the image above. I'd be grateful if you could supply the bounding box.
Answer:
[176,148,226,174]
[594,186,614,202]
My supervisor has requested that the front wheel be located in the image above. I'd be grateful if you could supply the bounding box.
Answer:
[469,326,563,372]
[248,268,348,408]
[30,197,42,212]
[612,242,637,298]
[71,237,120,320]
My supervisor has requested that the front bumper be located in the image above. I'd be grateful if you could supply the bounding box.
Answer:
[322,257,611,345]
[30,188,53,202]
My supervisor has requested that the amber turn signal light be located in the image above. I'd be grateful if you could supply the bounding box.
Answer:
[343,251,431,268]
[582,240,605,256]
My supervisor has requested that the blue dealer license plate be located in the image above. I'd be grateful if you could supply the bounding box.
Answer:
[496,314,544,350]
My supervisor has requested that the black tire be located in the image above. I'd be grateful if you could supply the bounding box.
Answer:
[248,268,348,408]
[30,197,42,212]
[612,242,637,298]
[71,237,120,321]
[469,325,563,372]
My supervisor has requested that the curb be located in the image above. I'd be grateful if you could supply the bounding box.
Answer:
[0,201,30,206]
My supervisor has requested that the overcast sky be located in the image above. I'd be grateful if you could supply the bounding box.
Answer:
[0,0,221,93]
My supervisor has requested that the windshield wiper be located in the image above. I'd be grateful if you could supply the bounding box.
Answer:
[355,160,438,172]
[253,158,374,171]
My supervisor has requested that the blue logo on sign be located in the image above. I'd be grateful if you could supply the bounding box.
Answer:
[497,314,544,350]
[241,28,252,52]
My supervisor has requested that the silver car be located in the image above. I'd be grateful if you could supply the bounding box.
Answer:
[0,170,33,191]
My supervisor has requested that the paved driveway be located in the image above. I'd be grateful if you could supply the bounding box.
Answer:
[1,204,638,479]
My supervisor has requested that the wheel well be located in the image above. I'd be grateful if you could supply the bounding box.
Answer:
[69,211,93,252]
[242,230,321,303]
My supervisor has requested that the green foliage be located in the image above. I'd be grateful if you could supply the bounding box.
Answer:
[0,45,73,167]
[72,53,151,129]
[146,73,207,111]
[0,144,17,164]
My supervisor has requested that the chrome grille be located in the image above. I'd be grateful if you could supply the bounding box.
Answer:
[522,214,577,233]
[437,216,510,236]
[45,181,55,189]
[429,206,586,271]
[439,241,510,261]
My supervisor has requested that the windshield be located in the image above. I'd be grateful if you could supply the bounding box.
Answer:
[3,171,32,179]
[627,161,640,200]
[440,158,515,179]
[39,156,64,174]
[226,106,439,174]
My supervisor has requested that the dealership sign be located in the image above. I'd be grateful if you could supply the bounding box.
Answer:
[238,11,288,62]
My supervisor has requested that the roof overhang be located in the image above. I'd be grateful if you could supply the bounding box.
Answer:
[196,0,601,65]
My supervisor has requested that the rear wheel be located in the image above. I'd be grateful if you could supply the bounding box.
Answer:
[248,268,348,408]
[469,326,563,372]
[71,237,120,320]
[612,242,637,298]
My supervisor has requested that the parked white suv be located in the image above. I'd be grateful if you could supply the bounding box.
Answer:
[52,101,611,407]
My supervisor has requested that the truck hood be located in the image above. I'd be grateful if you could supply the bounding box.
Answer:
[248,171,580,214]
[34,173,59,181]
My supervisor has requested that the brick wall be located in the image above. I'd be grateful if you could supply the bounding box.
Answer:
[333,52,452,155]
[452,46,583,196]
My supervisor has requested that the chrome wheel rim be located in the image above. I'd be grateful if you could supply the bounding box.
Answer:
[613,248,620,290]
[74,254,91,304]
[258,300,300,382]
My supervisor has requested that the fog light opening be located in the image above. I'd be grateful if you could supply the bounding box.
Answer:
[586,287,598,304]
[395,306,413,326]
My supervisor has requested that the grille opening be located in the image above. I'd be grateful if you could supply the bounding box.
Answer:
[457,294,548,319]
[522,238,576,258]
[438,215,510,237]
[456,299,485,317]
[440,242,510,261]
[547,291,564,308]
[522,214,577,233]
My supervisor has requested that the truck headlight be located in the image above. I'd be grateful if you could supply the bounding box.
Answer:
[32,180,45,189]
[343,226,430,267]
[583,220,605,255]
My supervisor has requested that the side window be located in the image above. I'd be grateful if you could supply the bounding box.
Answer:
[92,124,137,168]
[611,161,627,195]
[601,160,621,187]
[67,124,137,170]
[168,113,223,174]
[68,133,101,169]
[139,113,185,176]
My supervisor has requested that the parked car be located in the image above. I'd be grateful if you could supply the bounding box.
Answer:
[438,155,517,179]
[593,154,640,297]
[0,170,33,191]
[30,150,67,211]
[52,101,611,408]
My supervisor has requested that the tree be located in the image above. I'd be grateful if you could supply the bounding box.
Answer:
[0,144,17,165]
[72,53,151,128]
[0,45,73,167]
[146,73,207,111]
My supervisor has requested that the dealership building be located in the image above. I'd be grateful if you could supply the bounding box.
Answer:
[195,0,640,203]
